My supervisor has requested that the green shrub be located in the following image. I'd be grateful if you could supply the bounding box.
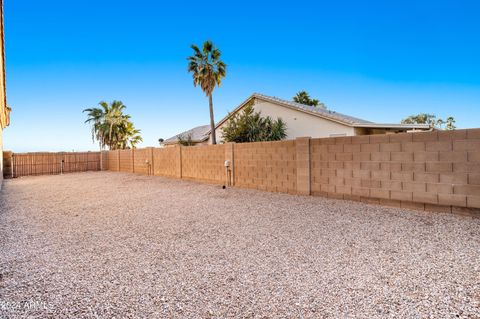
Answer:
[221,104,287,143]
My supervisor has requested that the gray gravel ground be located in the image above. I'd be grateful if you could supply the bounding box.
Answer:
[0,172,479,318]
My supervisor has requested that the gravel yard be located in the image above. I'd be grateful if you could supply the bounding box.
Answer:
[0,172,479,318]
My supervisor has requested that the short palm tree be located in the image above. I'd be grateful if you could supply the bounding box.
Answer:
[116,121,143,149]
[187,41,226,144]
[83,101,142,149]
[293,91,321,107]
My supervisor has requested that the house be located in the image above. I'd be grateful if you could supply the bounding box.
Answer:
[163,125,211,146]
[164,93,430,146]
[0,0,9,187]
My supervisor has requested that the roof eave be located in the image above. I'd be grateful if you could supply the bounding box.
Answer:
[352,123,431,129]
[214,93,258,130]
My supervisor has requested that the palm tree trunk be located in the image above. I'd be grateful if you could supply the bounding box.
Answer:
[108,122,113,149]
[209,94,216,144]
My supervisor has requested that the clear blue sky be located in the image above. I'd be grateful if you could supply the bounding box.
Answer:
[3,0,479,152]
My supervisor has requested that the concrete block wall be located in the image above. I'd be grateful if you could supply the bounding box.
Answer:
[100,128,480,217]
[100,151,109,171]
[133,147,153,175]
[224,143,234,186]
[296,137,311,195]
[234,140,297,194]
[310,129,480,215]
[118,149,133,172]
[181,144,226,184]
[153,147,179,177]
[106,150,119,171]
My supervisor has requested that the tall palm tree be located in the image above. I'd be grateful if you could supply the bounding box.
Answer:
[83,101,142,150]
[187,40,226,144]
[104,101,127,146]
[83,106,106,148]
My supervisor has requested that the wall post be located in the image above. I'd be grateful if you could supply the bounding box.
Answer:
[132,148,135,173]
[149,147,154,176]
[176,145,182,179]
[296,137,311,195]
[103,151,108,171]
[117,150,120,172]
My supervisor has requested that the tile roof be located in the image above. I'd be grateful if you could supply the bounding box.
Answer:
[250,93,373,125]
[164,124,210,144]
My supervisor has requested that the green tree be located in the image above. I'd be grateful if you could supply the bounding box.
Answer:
[83,101,143,149]
[436,118,445,129]
[187,40,227,145]
[221,103,287,143]
[445,117,456,130]
[115,121,143,149]
[293,91,321,107]
[401,113,456,130]
[177,133,196,146]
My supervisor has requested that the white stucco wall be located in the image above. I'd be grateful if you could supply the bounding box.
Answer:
[215,100,354,143]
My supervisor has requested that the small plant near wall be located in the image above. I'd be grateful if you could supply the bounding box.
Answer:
[221,103,287,143]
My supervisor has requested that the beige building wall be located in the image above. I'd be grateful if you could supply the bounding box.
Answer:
[0,128,3,185]
[215,100,355,143]
[0,1,6,188]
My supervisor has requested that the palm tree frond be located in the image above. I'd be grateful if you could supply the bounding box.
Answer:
[83,100,142,150]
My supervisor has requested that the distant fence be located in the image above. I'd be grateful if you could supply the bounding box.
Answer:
[102,129,480,217]
[3,151,101,178]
